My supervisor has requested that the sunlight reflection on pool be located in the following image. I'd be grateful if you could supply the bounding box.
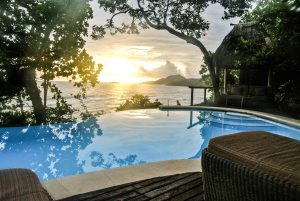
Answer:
[0,109,299,181]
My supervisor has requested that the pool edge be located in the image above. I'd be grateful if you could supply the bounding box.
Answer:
[159,105,300,130]
[43,158,202,200]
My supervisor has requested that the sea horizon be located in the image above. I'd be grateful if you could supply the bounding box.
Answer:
[40,81,205,114]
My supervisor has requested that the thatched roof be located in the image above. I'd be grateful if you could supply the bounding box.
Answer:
[214,21,268,69]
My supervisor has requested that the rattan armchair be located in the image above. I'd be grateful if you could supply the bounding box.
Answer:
[202,131,300,201]
[0,169,53,201]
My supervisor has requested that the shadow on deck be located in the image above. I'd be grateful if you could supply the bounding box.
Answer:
[58,172,203,201]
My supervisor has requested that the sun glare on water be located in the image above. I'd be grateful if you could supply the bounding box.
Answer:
[100,75,150,83]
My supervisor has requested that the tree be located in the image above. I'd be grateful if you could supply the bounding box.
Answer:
[243,0,300,69]
[0,0,102,124]
[243,0,300,117]
[92,0,254,101]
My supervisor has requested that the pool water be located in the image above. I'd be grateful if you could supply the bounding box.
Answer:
[0,109,299,180]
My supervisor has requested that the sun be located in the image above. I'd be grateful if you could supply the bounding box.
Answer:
[98,58,152,83]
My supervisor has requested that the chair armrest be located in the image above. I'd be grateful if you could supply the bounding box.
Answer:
[202,131,300,201]
[0,169,53,201]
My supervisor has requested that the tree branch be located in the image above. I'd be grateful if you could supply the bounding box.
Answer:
[136,0,216,83]
[109,10,129,26]
[165,26,210,58]
[137,0,164,30]
[136,0,209,59]
[163,0,171,24]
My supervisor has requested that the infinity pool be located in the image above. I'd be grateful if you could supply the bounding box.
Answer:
[0,109,299,180]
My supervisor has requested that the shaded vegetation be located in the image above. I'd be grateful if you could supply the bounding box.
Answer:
[1,0,299,123]
[0,0,102,125]
[116,94,162,111]
[243,0,300,118]
[197,0,300,119]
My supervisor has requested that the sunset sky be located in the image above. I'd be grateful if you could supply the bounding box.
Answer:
[85,1,240,83]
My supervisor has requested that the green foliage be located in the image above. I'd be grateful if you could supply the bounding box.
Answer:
[199,64,212,87]
[244,0,300,70]
[45,83,74,123]
[199,52,216,87]
[275,80,300,118]
[0,91,35,125]
[0,0,102,125]
[93,0,254,100]
[0,111,34,126]
[243,0,300,66]
[243,0,300,117]
[93,0,254,39]
[116,94,162,111]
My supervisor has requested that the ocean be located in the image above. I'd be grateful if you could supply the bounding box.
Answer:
[42,81,205,114]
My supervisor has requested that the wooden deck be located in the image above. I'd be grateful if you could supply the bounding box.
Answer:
[59,172,204,201]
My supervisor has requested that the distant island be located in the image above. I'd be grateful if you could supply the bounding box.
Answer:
[144,74,205,86]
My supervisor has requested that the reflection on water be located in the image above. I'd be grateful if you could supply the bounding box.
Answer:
[0,109,299,181]
[90,151,145,169]
[0,118,144,180]
[189,110,300,158]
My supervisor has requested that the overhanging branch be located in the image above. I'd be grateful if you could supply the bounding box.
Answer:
[136,0,210,59]
[109,10,129,26]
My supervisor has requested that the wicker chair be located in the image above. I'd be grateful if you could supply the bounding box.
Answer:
[0,168,53,201]
[202,131,300,201]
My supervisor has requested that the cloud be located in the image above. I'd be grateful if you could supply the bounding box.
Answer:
[86,1,242,79]
[201,3,240,51]
[139,66,147,73]
[185,66,201,78]
[136,61,182,78]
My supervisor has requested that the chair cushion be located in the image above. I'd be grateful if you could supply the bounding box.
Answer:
[0,169,52,201]
[208,131,300,185]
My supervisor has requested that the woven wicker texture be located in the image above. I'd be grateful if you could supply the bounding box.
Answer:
[202,151,300,201]
[0,169,52,201]
[208,131,300,184]
[202,131,300,201]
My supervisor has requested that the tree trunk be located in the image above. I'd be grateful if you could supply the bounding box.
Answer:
[164,27,220,102]
[17,92,24,115]
[23,69,47,124]
[43,77,48,109]
[211,74,220,102]
[205,55,220,102]
[140,16,221,102]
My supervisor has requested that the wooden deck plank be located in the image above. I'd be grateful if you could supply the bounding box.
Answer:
[58,172,203,201]
[128,174,199,201]
[143,174,201,198]
[135,173,194,194]
[148,179,203,201]
[106,174,197,201]
[186,193,205,201]
[94,190,143,201]
[169,183,203,201]
[82,184,140,200]
[132,175,173,188]
[59,176,167,201]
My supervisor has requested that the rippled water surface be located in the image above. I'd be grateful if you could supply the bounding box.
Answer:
[0,109,299,180]
[40,82,206,113]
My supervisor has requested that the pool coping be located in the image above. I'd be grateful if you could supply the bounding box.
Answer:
[159,105,300,130]
[43,159,202,200]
